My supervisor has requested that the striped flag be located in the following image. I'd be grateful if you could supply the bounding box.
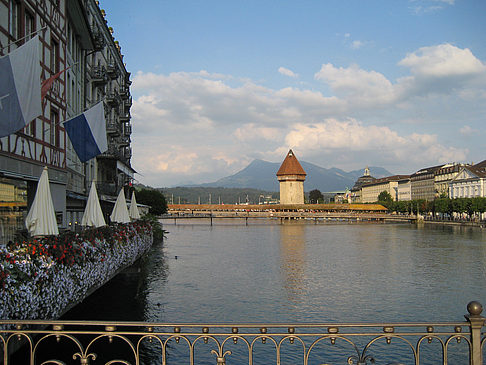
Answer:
[0,36,41,138]
[63,102,108,162]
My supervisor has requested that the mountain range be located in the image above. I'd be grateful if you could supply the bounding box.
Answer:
[188,159,392,192]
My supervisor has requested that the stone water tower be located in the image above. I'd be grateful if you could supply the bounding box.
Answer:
[277,149,306,204]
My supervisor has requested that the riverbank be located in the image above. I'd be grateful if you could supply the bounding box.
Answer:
[0,221,153,320]
[421,219,485,228]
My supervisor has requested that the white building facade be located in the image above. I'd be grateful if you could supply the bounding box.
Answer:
[449,162,486,199]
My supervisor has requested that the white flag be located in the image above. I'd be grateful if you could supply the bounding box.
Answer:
[0,36,41,137]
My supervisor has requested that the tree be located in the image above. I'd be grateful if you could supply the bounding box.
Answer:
[377,190,393,209]
[435,198,452,218]
[308,189,324,204]
[451,198,468,219]
[135,188,168,215]
[392,200,409,214]
[377,190,393,203]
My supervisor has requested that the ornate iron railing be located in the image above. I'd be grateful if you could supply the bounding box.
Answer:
[1,302,485,364]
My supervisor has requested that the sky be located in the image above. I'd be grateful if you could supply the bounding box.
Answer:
[99,0,486,188]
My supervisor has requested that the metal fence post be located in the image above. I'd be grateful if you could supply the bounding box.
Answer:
[465,301,485,365]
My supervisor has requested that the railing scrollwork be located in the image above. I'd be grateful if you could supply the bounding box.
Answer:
[1,301,485,364]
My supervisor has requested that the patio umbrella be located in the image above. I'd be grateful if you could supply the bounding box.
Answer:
[25,166,59,236]
[110,188,130,223]
[81,181,106,227]
[129,191,141,220]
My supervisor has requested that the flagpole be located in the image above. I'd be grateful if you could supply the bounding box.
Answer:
[42,97,102,134]
[41,62,79,100]
[0,27,47,52]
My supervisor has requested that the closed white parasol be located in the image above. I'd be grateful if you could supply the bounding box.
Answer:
[129,191,141,220]
[110,188,130,224]
[81,181,106,227]
[25,166,59,236]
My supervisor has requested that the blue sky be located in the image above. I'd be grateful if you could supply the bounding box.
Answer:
[100,0,486,188]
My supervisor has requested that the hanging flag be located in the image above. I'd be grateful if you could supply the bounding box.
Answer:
[41,67,68,100]
[0,36,41,138]
[63,101,108,162]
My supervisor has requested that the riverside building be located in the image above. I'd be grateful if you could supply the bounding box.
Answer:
[361,175,408,203]
[350,166,375,203]
[449,160,486,199]
[434,163,467,198]
[410,165,443,201]
[397,176,412,201]
[0,0,133,242]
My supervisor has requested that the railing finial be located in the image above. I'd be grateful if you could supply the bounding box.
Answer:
[465,301,485,365]
[467,301,483,317]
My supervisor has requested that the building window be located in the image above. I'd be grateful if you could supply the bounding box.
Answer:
[24,10,35,40]
[9,0,20,40]
[51,39,59,73]
[24,120,35,137]
[50,109,60,147]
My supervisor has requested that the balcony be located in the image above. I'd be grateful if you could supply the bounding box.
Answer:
[99,145,121,160]
[119,113,130,123]
[106,120,120,136]
[123,96,132,111]
[119,85,130,99]
[105,91,119,106]
[106,62,119,79]
[90,66,108,85]
[119,136,130,147]
[124,146,132,159]
[0,301,484,365]
[124,124,132,135]
[92,31,105,51]
[95,181,117,196]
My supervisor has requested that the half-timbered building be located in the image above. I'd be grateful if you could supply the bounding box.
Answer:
[0,0,133,242]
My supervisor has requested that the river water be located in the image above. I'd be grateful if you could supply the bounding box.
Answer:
[63,219,486,364]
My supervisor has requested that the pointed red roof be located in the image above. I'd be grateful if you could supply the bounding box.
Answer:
[276,149,306,176]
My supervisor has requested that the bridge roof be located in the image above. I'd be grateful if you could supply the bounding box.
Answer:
[276,149,306,177]
[168,203,388,212]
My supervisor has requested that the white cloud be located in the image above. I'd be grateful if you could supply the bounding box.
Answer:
[351,40,365,50]
[409,0,455,14]
[314,63,396,104]
[282,119,468,165]
[278,67,298,78]
[130,43,485,186]
[399,44,486,77]
[459,125,478,136]
[234,123,283,143]
[314,44,486,104]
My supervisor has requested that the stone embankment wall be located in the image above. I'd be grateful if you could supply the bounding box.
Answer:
[0,221,153,320]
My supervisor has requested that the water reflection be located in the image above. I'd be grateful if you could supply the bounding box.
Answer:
[279,222,306,305]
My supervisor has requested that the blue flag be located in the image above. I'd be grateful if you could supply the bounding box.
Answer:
[63,102,108,162]
[0,36,41,138]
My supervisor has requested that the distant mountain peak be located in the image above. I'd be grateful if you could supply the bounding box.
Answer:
[185,159,392,192]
